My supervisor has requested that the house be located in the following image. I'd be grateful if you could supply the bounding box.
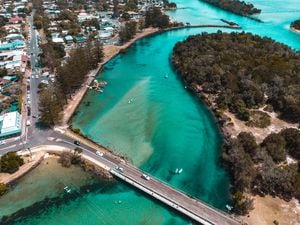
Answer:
[0,111,22,139]
[64,35,74,43]
[74,36,87,43]
[0,77,12,88]
[9,16,23,24]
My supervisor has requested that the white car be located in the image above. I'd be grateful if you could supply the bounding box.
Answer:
[96,151,103,157]
[0,140,6,145]
[35,75,39,79]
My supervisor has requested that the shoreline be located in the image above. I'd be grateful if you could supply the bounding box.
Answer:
[0,151,46,185]
[290,26,300,34]
[61,24,242,126]
[0,145,115,187]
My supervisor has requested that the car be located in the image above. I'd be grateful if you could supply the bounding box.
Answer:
[0,140,6,145]
[141,174,151,180]
[26,120,31,126]
[74,140,80,146]
[35,75,39,79]
[95,151,103,157]
[32,115,37,118]
[116,166,124,173]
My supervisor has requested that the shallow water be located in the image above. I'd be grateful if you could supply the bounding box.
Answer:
[2,0,300,224]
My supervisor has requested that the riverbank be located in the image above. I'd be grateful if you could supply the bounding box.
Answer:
[0,145,114,188]
[61,24,242,126]
[0,151,45,185]
[290,27,300,34]
[61,27,159,126]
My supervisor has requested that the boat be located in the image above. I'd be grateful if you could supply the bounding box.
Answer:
[225,204,233,211]
[164,74,169,79]
[115,200,122,204]
[64,186,71,193]
[178,168,183,174]
[175,168,179,174]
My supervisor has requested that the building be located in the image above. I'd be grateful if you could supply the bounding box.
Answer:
[0,111,22,139]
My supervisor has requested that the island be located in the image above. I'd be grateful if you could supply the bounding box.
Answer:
[172,32,300,215]
[290,19,300,33]
[202,0,261,17]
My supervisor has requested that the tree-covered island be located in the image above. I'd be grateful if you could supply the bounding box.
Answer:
[172,32,300,214]
[202,0,261,17]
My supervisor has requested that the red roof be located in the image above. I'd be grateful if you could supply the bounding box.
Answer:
[0,78,10,85]
[21,54,28,62]
[9,17,23,23]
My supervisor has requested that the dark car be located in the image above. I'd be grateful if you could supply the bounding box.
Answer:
[74,141,81,146]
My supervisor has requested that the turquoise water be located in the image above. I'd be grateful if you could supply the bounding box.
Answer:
[2,0,300,224]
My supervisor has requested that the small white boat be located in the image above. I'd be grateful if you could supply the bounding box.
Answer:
[225,204,233,211]
[64,186,71,193]
[164,74,169,79]
[178,168,183,174]
[175,168,179,174]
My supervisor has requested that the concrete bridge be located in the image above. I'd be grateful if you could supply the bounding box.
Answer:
[110,162,241,225]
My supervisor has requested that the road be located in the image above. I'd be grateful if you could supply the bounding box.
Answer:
[0,12,241,225]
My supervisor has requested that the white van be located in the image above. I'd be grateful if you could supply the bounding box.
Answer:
[26,120,31,126]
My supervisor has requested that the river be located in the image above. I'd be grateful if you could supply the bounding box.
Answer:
[1,0,300,224]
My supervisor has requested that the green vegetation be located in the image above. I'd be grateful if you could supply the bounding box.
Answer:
[119,21,137,43]
[58,148,83,167]
[145,8,170,29]
[0,152,24,174]
[246,111,271,128]
[40,42,66,71]
[291,20,300,31]
[163,0,177,9]
[39,40,104,126]
[172,32,300,123]
[0,183,8,196]
[172,32,300,213]
[202,0,261,16]
[222,129,300,214]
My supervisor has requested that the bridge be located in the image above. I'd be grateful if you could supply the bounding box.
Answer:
[108,162,240,225]
[0,12,242,225]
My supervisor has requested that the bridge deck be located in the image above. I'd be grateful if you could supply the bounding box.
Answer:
[110,163,241,225]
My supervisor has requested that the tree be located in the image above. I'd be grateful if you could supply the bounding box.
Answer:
[0,152,24,174]
[38,87,64,127]
[232,191,254,215]
[119,21,137,43]
[145,8,170,29]
[280,128,300,160]
[0,183,8,196]
[261,133,286,163]
[237,132,258,159]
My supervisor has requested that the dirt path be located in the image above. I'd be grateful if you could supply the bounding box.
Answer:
[223,109,298,143]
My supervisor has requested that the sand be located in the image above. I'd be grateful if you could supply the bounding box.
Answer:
[0,151,45,184]
[242,195,300,225]
[223,108,299,143]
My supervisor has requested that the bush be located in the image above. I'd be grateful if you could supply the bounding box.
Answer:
[0,183,8,196]
[0,152,24,174]
[261,133,286,163]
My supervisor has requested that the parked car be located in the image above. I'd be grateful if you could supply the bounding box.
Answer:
[74,140,81,146]
[96,151,103,157]
[0,140,6,145]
